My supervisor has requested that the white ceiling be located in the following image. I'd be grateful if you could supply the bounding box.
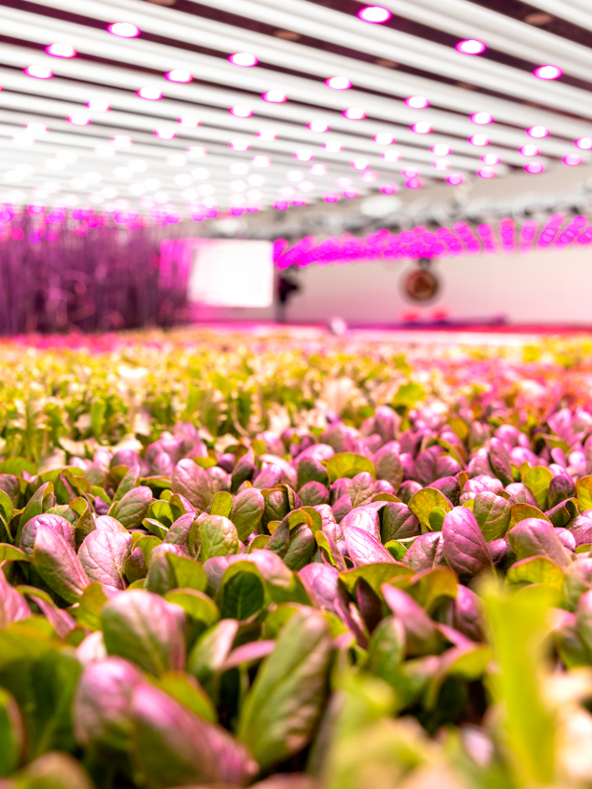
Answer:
[0,0,591,219]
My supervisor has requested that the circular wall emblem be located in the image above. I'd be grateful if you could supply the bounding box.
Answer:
[403,267,440,302]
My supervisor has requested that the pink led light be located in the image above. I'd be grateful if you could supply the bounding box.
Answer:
[257,129,279,140]
[336,177,353,188]
[534,65,562,80]
[111,136,133,149]
[274,200,289,210]
[325,76,351,90]
[481,153,501,165]
[373,133,395,145]
[46,43,76,58]
[405,177,423,189]
[360,170,378,183]
[478,167,496,179]
[262,90,287,103]
[358,6,392,23]
[323,140,344,152]
[469,134,490,146]
[229,140,250,151]
[470,112,494,125]
[430,144,452,156]
[25,65,53,79]
[524,161,545,174]
[343,107,366,120]
[432,160,451,170]
[86,98,110,112]
[456,39,486,55]
[575,137,592,150]
[527,125,549,138]
[323,191,340,203]
[564,154,583,166]
[294,149,314,161]
[251,155,271,167]
[230,105,253,118]
[292,197,307,206]
[178,115,201,128]
[519,145,539,156]
[25,122,48,134]
[154,128,177,139]
[411,122,432,134]
[381,150,401,161]
[342,188,360,198]
[108,22,140,38]
[67,112,91,126]
[380,183,398,194]
[165,69,193,83]
[402,167,419,178]
[186,146,207,158]
[310,163,328,175]
[137,87,162,100]
[405,96,429,109]
[447,173,464,185]
[229,52,258,67]
[308,120,330,132]
[351,158,369,170]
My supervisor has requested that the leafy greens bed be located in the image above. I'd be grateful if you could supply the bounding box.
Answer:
[3,330,592,788]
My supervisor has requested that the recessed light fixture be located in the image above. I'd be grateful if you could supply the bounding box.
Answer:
[24,65,53,79]
[358,6,392,23]
[411,121,432,134]
[262,90,287,103]
[165,69,192,83]
[456,39,486,55]
[308,120,330,132]
[405,96,429,109]
[137,87,162,100]
[533,65,562,80]
[230,105,253,118]
[108,22,140,38]
[343,108,366,120]
[526,125,549,138]
[46,43,76,58]
[229,52,258,67]
[325,76,351,90]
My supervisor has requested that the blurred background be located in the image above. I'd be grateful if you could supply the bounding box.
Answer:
[1,0,592,333]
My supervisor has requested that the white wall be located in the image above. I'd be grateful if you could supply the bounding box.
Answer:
[191,244,592,325]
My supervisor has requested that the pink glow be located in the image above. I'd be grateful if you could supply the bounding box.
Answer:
[230,105,253,117]
[527,125,549,138]
[575,137,592,150]
[274,200,289,210]
[381,150,401,161]
[308,120,330,132]
[519,144,539,156]
[360,170,378,182]
[373,133,395,145]
[165,69,193,83]
[323,140,344,151]
[310,163,328,175]
[447,173,464,185]
[111,135,133,147]
[402,167,419,177]
[292,197,307,206]
[108,22,140,38]
[325,76,351,90]
[25,122,47,134]
[481,153,501,165]
[229,53,258,67]
[524,161,545,173]
[86,98,110,112]
[178,115,201,127]
[430,144,452,156]
[262,90,287,103]
[405,96,429,109]
[351,158,369,170]
[478,167,496,179]
[470,112,494,124]
[469,134,490,146]
[154,128,176,139]
[358,6,392,23]
[256,129,279,140]
[343,188,360,198]
[432,160,451,170]
[25,65,53,79]
[564,154,583,166]
[411,122,432,134]
[67,112,91,126]
[336,177,353,188]
[137,87,162,100]
[187,145,207,157]
[46,43,76,58]
[380,182,398,194]
[229,140,251,151]
[251,155,271,167]
[534,65,562,80]
[323,191,340,203]
[343,108,366,120]
[294,149,314,161]
[405,177,423,189]
[456,39,486,55]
